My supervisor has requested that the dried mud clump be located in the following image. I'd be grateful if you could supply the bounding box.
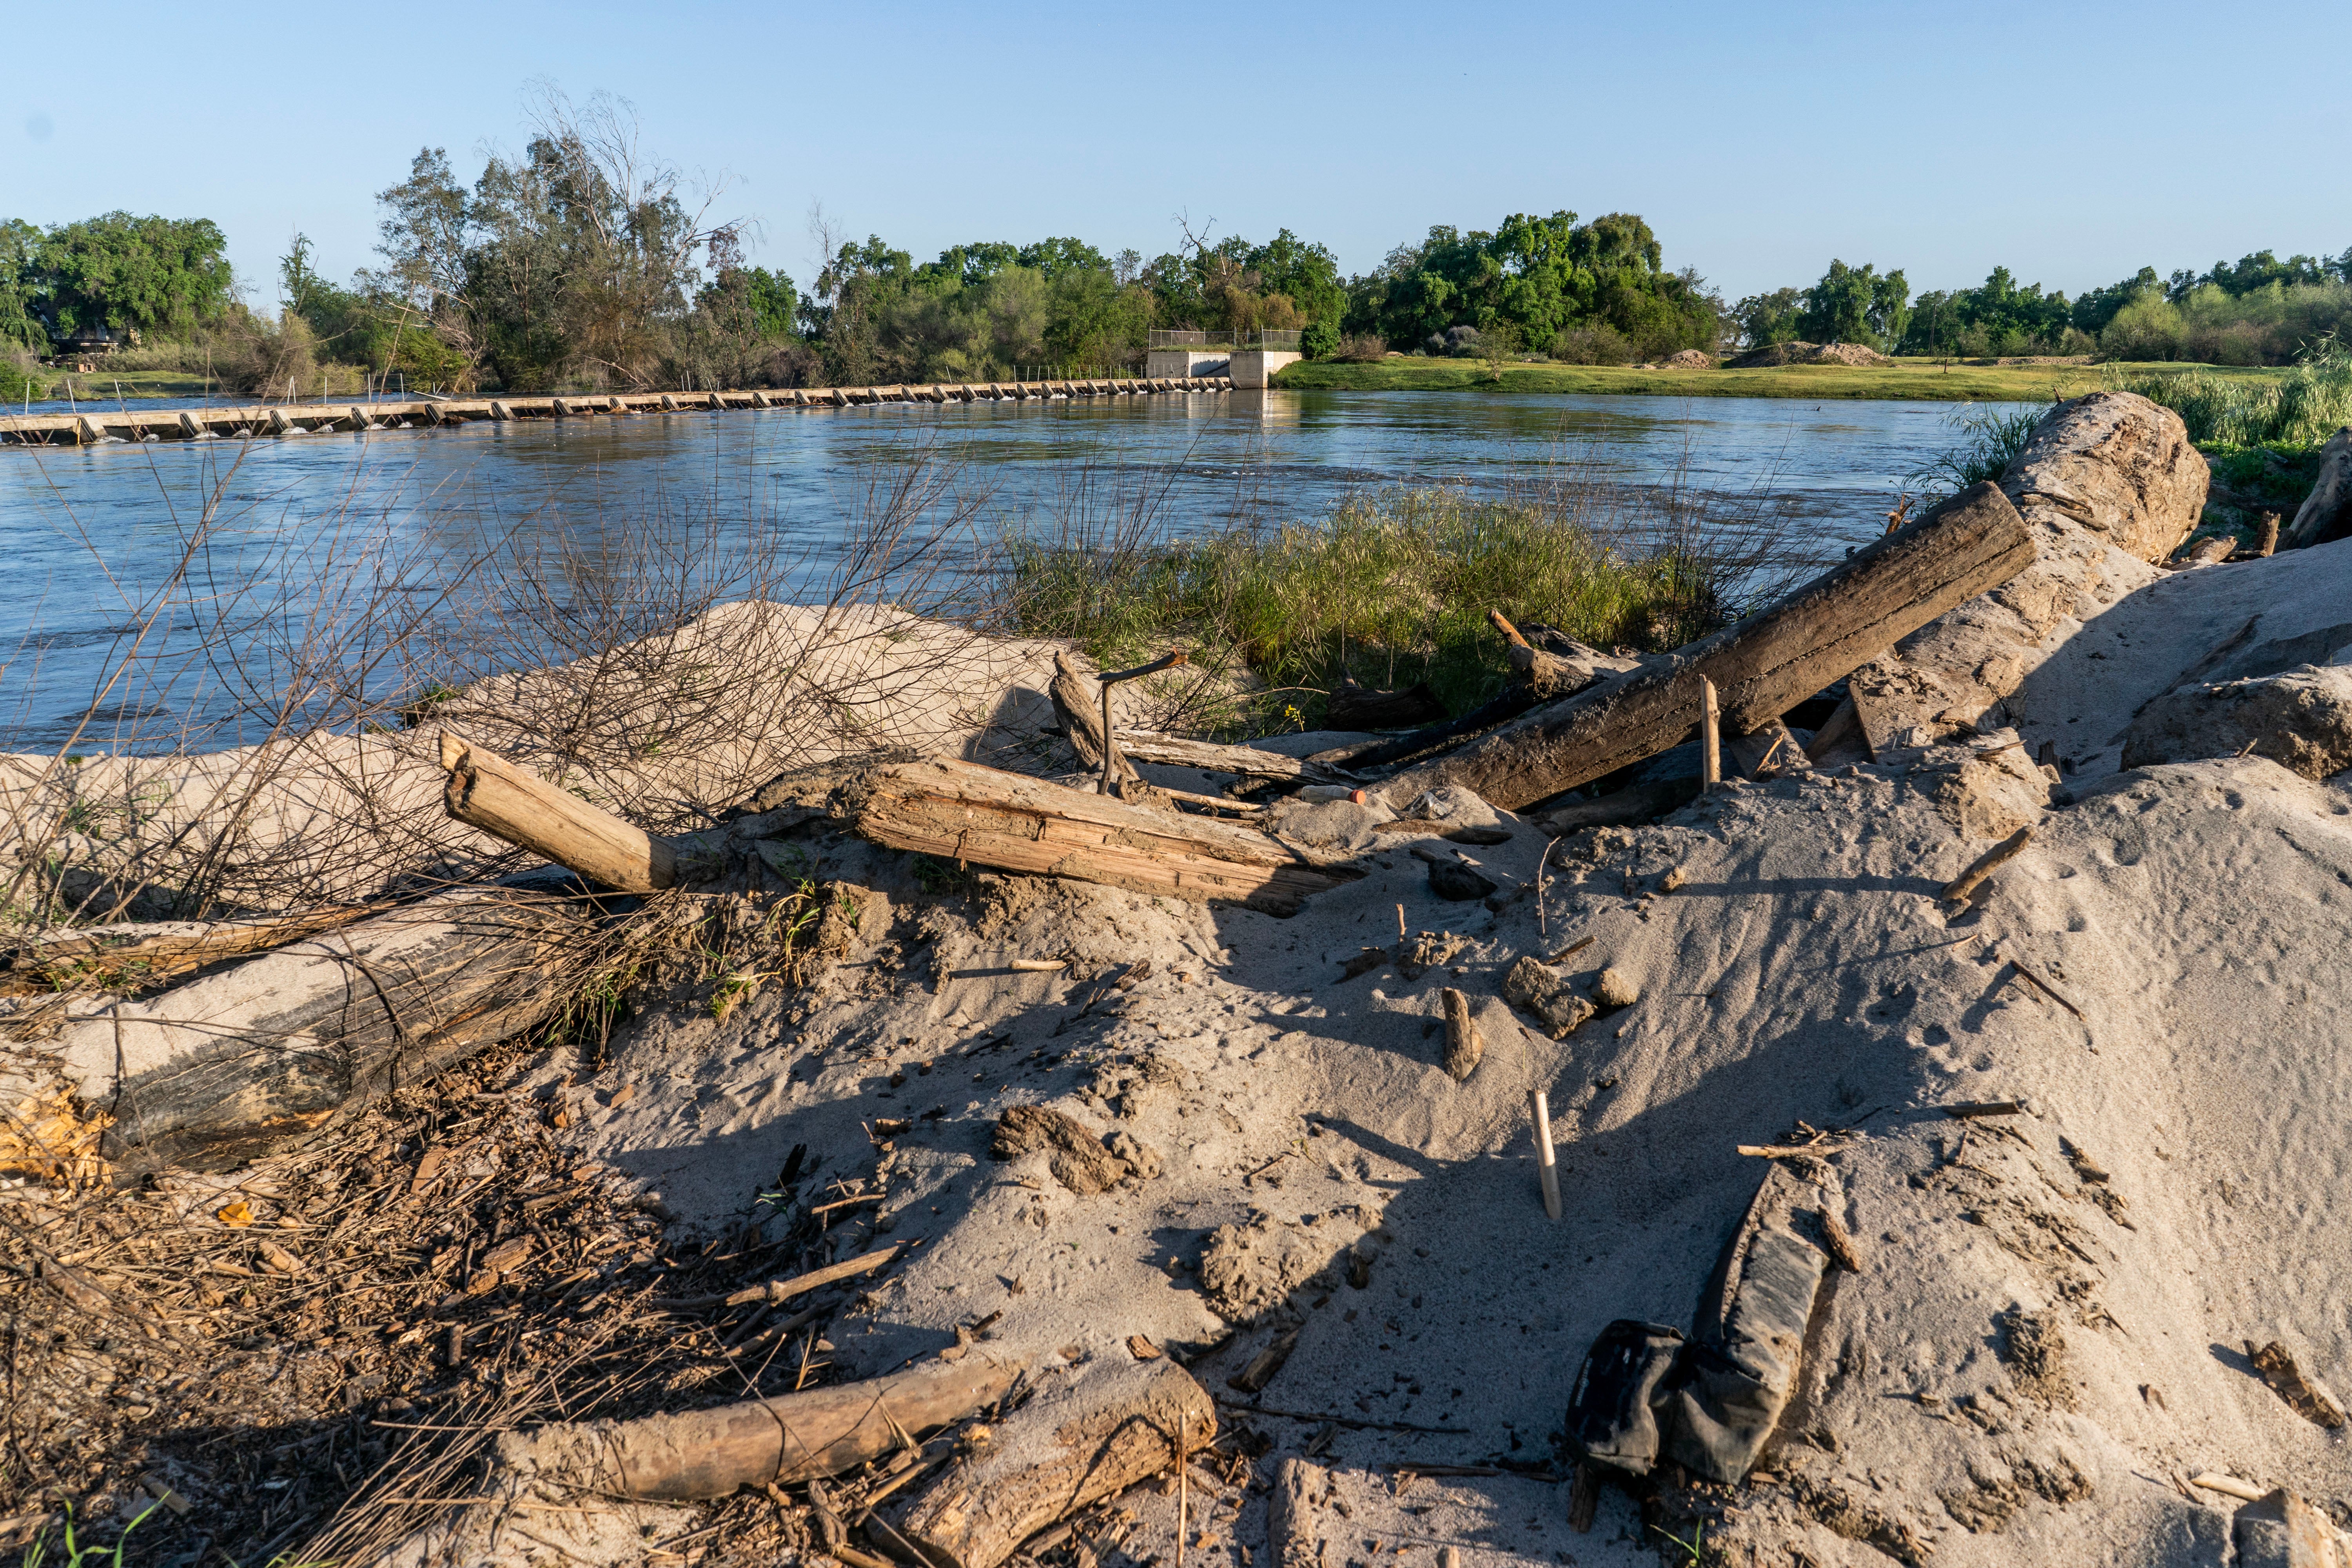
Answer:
[1503,955,1595,1037]
[991,1103,1157,1195]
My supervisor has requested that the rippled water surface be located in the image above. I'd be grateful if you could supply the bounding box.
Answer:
[0,388,2022,749]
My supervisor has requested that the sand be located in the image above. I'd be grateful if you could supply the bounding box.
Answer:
[15,436,2352,1563]
[432,539,2352,1565]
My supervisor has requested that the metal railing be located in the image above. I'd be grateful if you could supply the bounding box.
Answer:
[1145,329,1299,352]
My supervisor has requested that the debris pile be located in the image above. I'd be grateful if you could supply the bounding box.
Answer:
[5,390,2352,1566]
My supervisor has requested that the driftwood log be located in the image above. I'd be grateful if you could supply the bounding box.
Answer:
[1327,678,1445,731]
[495,1356,1025,1501]
[1532,777,1701,837]
[1372,482,2036,810]
[1112,731,1345,785]
[889,1359,1215,1568]
[31,884,588,1171]
[838,757,1360,916]
[441,728,676,892]
[0,906,374,998]
[1049,651,1149,799]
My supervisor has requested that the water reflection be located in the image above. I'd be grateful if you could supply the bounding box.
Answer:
[0,389,2016,751]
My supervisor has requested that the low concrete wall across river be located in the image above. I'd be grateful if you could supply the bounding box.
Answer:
[0,375,1236,445]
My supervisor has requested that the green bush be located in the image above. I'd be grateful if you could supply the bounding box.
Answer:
[0,346,44,404]
[996,478,1798,732]
[2109,338,2352,446]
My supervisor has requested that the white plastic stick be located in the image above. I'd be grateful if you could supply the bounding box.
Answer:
[1529,1090,1562,1221]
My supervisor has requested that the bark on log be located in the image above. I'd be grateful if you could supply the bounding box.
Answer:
[1372,482,2036,810]
[440,729,676,893]
[495,1356,1025,1501]
[1331,642,1638,775]
[35,884,588,1172]
[839,757,1360,916]
[890,1359,1214,1568]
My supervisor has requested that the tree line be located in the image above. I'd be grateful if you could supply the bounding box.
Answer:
[6,91,2348,392]
[1737,248,2352,365]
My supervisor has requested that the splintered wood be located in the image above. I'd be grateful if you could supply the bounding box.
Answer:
[843,757,1360,916]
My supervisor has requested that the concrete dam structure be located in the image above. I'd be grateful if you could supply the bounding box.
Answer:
[0,374,1236,446]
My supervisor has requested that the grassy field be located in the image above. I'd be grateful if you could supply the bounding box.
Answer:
[1274,356,2294,404]
[21,366,387,403]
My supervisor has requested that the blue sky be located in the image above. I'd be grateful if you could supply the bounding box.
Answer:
[15,1,2350,308]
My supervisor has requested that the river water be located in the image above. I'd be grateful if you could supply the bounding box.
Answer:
[0,388,2018,752]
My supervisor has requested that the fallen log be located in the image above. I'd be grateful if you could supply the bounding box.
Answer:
[890,1359,1214,1568]
[1333,636,1638,775]
[1531,777,1701,837]
[31,883,589,1172]
[0,905,375,998]
[495,1356,1025,1501]
[440,728,676,892]
[1371,482,2036,810]
[1112,731,1345,785]
[839,757,1361,916]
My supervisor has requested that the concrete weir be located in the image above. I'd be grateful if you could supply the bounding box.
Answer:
[0,375,1236,446]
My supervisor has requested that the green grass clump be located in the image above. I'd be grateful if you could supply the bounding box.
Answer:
[2107,339,2352,446]
[1906,403,2043,504]
[998,481,1801,732]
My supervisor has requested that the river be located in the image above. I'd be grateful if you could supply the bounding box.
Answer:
[0,388,2021,752]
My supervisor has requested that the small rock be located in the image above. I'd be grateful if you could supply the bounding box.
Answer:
[1428,859,1497,902]
[1595,968,1640,1009]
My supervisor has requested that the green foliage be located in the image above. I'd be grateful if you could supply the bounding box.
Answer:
[22,212,233,341]
[0,346,44,404]
[19,1500,156,1567]
[2108,337,2352,446]
[1730,286,1802,349]
[1797,260,1909,349]
[1000,481,1780,730]
[1902,266,2074,356]
[1346,210,1721,360]
[2095,278,2352,366]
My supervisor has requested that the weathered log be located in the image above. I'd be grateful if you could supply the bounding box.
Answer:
[891,1359,1214,1568]
[0,906,374,998]
[35,884,588,1171]
[440,729,676,892]
[495,1356,1025,1501]
[1112,731,1344,785]
[1531,777,1700,837]
[1802,696,1868,766]
[1372,482,2036,810]
[839,757,1360,916]
[1333,641,1638,775]
[1049,652,1148,798]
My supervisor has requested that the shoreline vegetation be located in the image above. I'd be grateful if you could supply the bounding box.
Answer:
[15,355,2298,408]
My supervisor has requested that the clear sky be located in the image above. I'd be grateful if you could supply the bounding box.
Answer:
[15,1,2350,309]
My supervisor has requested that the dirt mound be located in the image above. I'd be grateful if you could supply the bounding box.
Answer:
[1726,340,1893,368]
[1660,348,1715,369]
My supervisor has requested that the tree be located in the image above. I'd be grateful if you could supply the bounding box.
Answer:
[34,213,233,339]
[1796,260,1909,348]
[1731,287,1803,348]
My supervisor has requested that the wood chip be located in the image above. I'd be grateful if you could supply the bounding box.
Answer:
[1127,1334,1163,1361]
